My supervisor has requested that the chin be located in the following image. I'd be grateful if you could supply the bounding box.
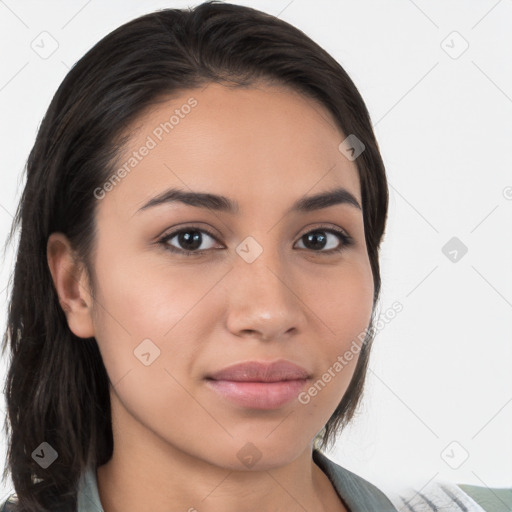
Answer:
[201,435,310,472]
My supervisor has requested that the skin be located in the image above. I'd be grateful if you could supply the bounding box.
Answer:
[47,82,374,512]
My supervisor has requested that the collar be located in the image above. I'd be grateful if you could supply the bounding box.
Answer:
[312,449,398,511]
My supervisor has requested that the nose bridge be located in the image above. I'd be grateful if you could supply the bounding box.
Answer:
[235,233,288,299]
[225,233,303,338]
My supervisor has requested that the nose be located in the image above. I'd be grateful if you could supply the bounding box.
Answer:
[224,244,307,342]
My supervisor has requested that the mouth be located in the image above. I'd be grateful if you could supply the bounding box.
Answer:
[205,359,311,410]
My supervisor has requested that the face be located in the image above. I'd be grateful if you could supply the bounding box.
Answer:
[83,82,374,470]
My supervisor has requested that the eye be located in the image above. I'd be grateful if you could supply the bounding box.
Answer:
[294,227,354,254]
[158,224,354,257]
[159,226,222,256]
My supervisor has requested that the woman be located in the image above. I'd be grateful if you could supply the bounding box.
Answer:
[1,2,508,511]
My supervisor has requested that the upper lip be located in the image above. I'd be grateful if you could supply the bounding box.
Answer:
[207,360,311,382]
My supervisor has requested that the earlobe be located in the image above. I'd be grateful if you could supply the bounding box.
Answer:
[46,232,95,339]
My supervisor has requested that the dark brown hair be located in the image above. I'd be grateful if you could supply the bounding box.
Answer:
[1,1,388,510]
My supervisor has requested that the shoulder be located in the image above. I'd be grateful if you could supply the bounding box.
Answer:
[386,479,512,511]
[455,483,512,512]
[313,449,399,511]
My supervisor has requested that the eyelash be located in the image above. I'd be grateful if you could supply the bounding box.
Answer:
[157,224,354,257]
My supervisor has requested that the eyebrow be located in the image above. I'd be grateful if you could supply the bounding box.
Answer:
[135,186,362,215]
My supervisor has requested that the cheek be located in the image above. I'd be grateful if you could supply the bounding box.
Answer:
[89,252,184,375]
[297,258,374,409]
[90,244,231,388]
[90,256,214,434]
[110,361,199,436]
[302,256,374,344]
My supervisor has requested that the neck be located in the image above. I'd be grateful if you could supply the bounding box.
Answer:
[95,398,345,512]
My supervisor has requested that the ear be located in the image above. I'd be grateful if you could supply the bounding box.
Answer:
[46,232,95,339]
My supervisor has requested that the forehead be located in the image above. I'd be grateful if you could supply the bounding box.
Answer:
[99,82,361,220]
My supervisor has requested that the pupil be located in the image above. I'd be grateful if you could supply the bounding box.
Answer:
[179,230,202,250]
[304,231,326,250]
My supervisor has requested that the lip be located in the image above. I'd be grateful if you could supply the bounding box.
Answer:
[205,360,311,410]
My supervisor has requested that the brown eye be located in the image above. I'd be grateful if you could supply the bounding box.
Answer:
[295,228,353,254]
[159,227,221,256]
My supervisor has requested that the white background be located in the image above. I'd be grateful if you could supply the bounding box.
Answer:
[0,0,511,501]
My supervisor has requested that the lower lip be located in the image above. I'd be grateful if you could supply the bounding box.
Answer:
[206,379,308,409]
